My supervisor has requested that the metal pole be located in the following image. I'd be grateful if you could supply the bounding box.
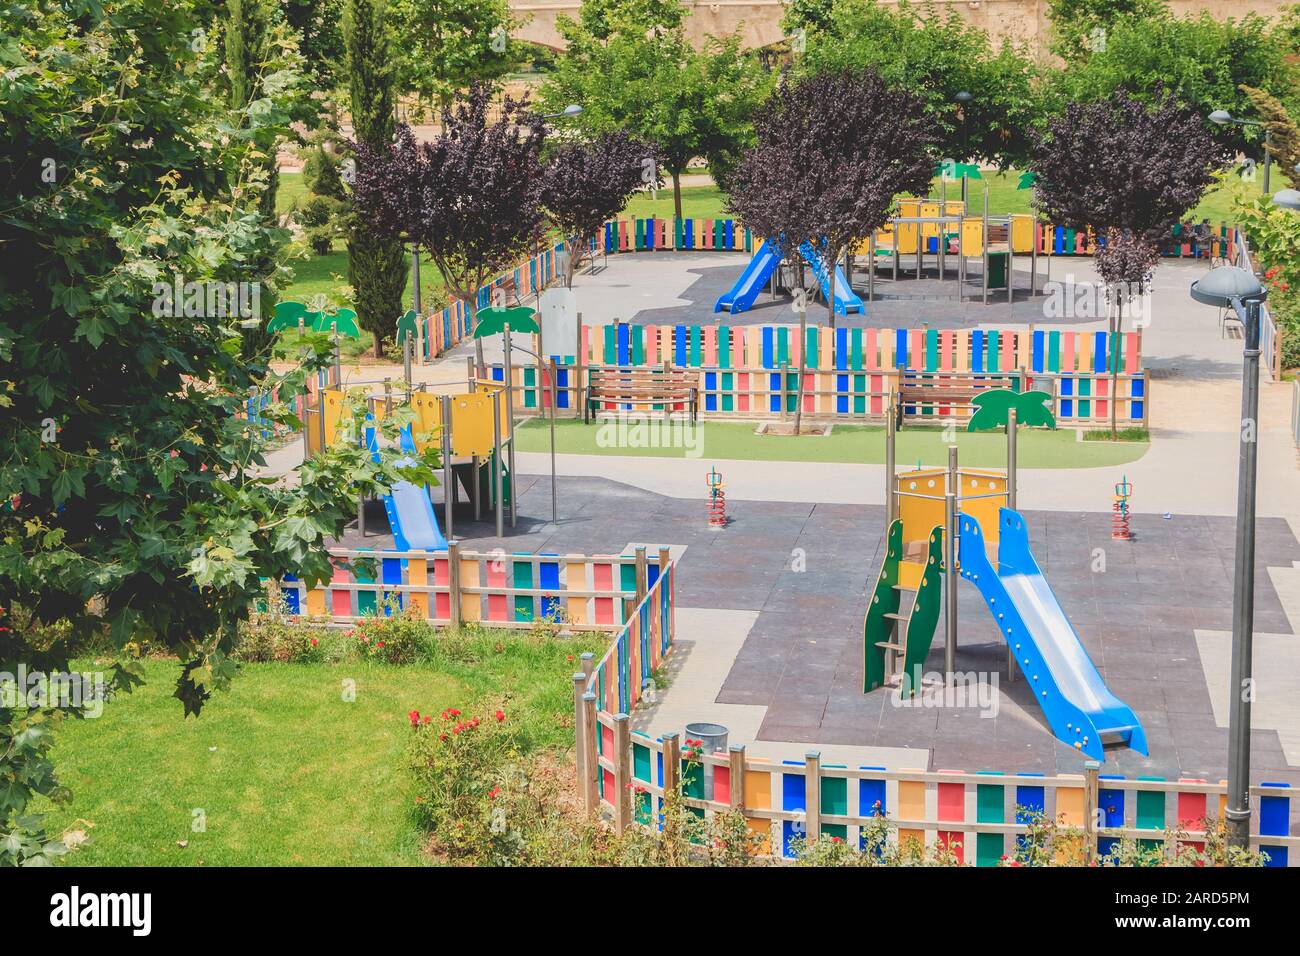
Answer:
[885,389,897,527]
[548,357,558,524]
[440,395,454,539]
[411,243,421,314]
[503,326,517,529]
[1006,406,1017,683]
[945,444,958,684]
[1263,130,1272,195]
[868,232,876,303]
[492,389,504,539]
[1007,406,1018,510]
[1225,299,1262,850]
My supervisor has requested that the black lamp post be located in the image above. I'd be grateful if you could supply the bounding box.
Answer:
[1210,109,1272,194]
[955,91,972,205]
[1189,266,1268,850]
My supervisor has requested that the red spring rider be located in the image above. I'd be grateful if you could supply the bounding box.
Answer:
[707,467,727,528]
[1112,476,1133,540]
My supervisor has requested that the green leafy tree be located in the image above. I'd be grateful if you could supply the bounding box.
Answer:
[1048,11,1300,162]
[1046,0,1171,62]
[796,0,1040,170]
[283,0,348,89]
[543,15,770,217]
[0,0,433,866]
[344,0,409,357]
[1240,85,1300,180]
[391,0,520,115]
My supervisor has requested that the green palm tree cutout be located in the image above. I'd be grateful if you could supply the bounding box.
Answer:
[264,299,360,338]
[473,305,539,338]
[967,388,1055,431]
[1017,170,1037,190]
[395,309,419,345]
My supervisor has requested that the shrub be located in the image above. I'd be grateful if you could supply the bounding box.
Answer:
[353,604,432,664]
[234,613,329,663]
[298,194,342,255]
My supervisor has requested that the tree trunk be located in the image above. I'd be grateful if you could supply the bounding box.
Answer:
[469,297,485,379]
[826,243,839,332]
[672,170,683,222]
[795,307,807,435]
[1110,287,1124,440]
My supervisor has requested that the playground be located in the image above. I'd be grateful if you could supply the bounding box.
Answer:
[266,231,1300,792]
[15,0,1300,879]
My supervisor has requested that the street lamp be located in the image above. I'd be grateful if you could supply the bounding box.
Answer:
[541,104,583,120]
[955,91,973,205]
[1210,109,1272,194]
[1189,265,1269,851]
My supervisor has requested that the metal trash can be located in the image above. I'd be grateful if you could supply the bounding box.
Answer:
[684,723,729,800]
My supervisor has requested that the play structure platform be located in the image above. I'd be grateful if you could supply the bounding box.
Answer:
[863,392,1147,762]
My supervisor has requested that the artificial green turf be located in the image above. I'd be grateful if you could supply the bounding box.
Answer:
[513,418,1149,468]
[40,633,600,866]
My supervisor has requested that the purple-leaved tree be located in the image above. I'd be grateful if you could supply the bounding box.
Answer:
[1032,89,1230,436]
[727,69,937,432]
[539,131,659,289]
[352,83,546,373]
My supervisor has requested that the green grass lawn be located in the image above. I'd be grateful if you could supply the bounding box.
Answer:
[40,631,600,866]
[514,418,1149,468]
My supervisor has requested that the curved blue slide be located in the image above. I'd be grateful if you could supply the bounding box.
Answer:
[798,241,864,316]
[714,239,864,315]
[957,508,1147,762]
[366,421,448,551]
[714,239,781,314]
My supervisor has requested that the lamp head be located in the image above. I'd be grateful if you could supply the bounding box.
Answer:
[1208,109,1234,126]
[1273,188,1300,210]
[1189,265,1266,309]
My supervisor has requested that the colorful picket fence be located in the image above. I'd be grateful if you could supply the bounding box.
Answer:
[603,218,753,253]
[417,242,564,363]
[599,217,1233,260]
[494,323,1149,425]
[274,544,673,633]
[575,727,1296,865]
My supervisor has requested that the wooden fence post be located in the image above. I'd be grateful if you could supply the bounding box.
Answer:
[447,539,462,627]
[635,546,648,606]
[805,751,821,844]
[663,732,681,797]
[582,692,599,815]
[573,672,589,812]
[729,745,746,809]
[613,714,633,832]
[1084,761,1100,864]
[580,651,594,681]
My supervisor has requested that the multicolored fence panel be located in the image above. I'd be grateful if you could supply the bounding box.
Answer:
[602,218,754,253]
[274,546,673,633]
[598,218,1229,260]
[491,323,1150,425]
[417,242,565,363]
[583,747,1296,865]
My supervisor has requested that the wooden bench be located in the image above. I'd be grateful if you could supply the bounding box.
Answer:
[584,366,698,423]
[896,369,1021,426]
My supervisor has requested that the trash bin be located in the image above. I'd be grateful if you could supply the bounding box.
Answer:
[684,722,729,801]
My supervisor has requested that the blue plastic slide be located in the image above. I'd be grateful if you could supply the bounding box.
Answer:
[957,508,1147,762]
[367,422,448,551]
[383,472,448,551]
[714,239,781,314]
[798,241,864,316]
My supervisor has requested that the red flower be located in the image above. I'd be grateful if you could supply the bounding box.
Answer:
[439,733,448,741]
[494,710,505,723]
[489,787,501,799]
[422,715,432,725]
[408,710,420,726]
[376,641,385,649]
[310,638,318,647]
[449,708,461,717]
